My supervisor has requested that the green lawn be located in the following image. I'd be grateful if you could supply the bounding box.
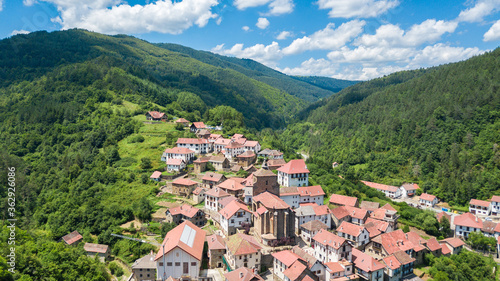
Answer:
[117,134,166,170]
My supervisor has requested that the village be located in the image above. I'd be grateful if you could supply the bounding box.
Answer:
[60,112,500,281]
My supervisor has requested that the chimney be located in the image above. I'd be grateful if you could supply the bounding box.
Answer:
[390,260,392,266]
[240,272,244,279]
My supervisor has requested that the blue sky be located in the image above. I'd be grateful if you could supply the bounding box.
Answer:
[1,0,499,80]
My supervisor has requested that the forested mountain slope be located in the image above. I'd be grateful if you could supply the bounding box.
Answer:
[282,48,500,206]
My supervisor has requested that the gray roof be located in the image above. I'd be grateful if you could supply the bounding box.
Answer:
[295,206,316,217]
[132,254,156,269]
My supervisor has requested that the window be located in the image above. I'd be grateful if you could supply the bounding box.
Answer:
[191,262,196,266]
[167,262,172,266]
[175,262,181,266]
[183,262,189,274]
[159,262,164,266]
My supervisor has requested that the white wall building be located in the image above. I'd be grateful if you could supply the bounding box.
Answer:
[490,196,500,215]
[419,193,438,207]
[219,200,252,236]
[312,229,352,263]
[454,212,483,238]
[469,199,491,215]
[162,147,195,163]
[298,185,325,205]
[176,138,211,154]
[277,159,310,187]
[336,221,370,247]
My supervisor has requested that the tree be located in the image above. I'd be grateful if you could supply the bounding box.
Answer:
[105,147,121,165]
[175,123,184,131]
[133,197,152,222]
[160,222,176,237]
[208,106,244,131]
[140,157,152,169]
[439,216,451,237]
[402,225,410,233]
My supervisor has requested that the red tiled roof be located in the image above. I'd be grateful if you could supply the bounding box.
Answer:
[167,204,200,218]
[470,199,490,208]
[313,205,331,216]
[426,238,442,252]
[155,221,206,261]
[175,118,189,123]
[300,220,328,232]
[345,206,368,220]
[253,192,290,209]
[401,183,419,191]
[361,180,399,192]
[227,233,261,256]
[84,243,108,253]
[202,172,225,182]
[382,255,401,270]
[325,262,345,273]
[214,138,232,145]
[280,186,300,196]
[277,159,310,174]
[218,178,245,191]
[208,134,222,140]
[436,211,451,223]
[226,141,243,149]
[234,138,248,145]
[192,187,205,195]
[331,206,350,220]
[393,250,415,265]
[454,212,483,229]
[150,171,162,179]
[364,217,390,233]
[167,158,185,165]
[439,237,465,248]
[381,203,396,212]
[207,234,226,250]
[329,194,358,207]
[176,138,208,144]
[218,195,237,209]
[482,221,497,234]
[495,222,500,233]
[192,122,206,129]
[243,140,259,147]
[205,187,230,198]
[352,248,385,272]
[172,178,198,186]
[283,260,308,281]
[272,250,301,267]
[224,267,264,281]
[147,111,166,119]
[220,200,250,219]
[256,206,267,215]
[298,185,325,197]
[491,195,500,203]
[312,229,346,249]
[337,221,366,237]
[237,150,256,158]
[372,230,425,255]
[62,231,83,245]
[364,221,382,238]
[164,147,195,154]
[440,243,452,255]
[420,193,436,202]
[231,134,245,139]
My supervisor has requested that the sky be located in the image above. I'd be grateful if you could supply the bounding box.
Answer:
[0,0,499,80]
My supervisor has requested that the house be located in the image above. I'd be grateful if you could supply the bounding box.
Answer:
[207,234,226,269]
[490,195,500,215]
[150,171,162,182]
[224,267,264,281]
[436,211,451,224]
[400,183,419,198]
[165,204,206,227]
[209,156,231,171]
[196,129,211,139]
[202,172,226,189]
[454,212,483,238]
[469,199,491,215]
[225,233,262,271]
[162,147,195,163]
[155,221,206,280]
[208,134,223,143]
[294,204,331,231]
[361,181,401,199]
[359,201,380,213]
[217,195,238,212]
[220,200,252,235]
[277,159,310,187]
[272,250,319,281]
[166,159,186,172]
[332,162,339,168]
[329,194,359,208]
[190,122,206,133]
[193,157,210,174]
[351,248,385,281]
[218,178,246,198]
[244,165,257,173]
[243,140,261,154]
[336,221,370,248]
[268,150,284,159]
[171,178,198,197]
[146,111,167,121]
[299,220,328,245]
[312,229,352,263]
[345,206,369,225]
[176,138,211,154]
[175,118,190,127]
[192,187,206,204]
[439,237,465,255]
[280,187,301,209]
[214,138,232,152]
[224,141,245,159]
[252,192,295,246]
[370,208,399,232]
[419,193,438,207]
[364,217,391,235]
[131,253,156,281]
[298,185,325,206]
[152,208,168,223]
[266,159,287,170]
[291,246,327,281]
[382,251,415,281]
[426,238,443,257]
[84,243,109,262]
[324,260,356,280]
[231,165,243,173]
[61,231,83,246]
[364,230,427,265]
[257,148,273,158]
[205,187,231,212]
[236,151,256,167]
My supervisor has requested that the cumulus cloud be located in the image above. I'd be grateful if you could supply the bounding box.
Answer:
[316,0,399,18]
[278,58,339,76]
[23,0,37,6]
[410,43,484,66]
[242,26,250,31]
[11,30,31,36]
[484,19,500,41]
[256,17,270,29]
[211,41,282,67]
[458,0,500,23]
[0,0,3,11]
[43,0,219,34]
[328,46,414,63]
[283,20,365,55]
[233,0,293,15]
[276,30,292,40]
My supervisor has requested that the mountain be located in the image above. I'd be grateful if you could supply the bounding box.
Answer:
[292,75,359,93]
[281,48,500,206]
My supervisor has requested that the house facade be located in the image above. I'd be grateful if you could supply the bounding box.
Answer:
[224,233,262,272]
[176,138,211,154]
[312,229,352,263]
[454,212,483,238]
[171,178,198,197]
[469,199,491,215]
[419,193,438,207]
[162,147,195,163]
[277,159,310,187]
[220,200,252,235]
[336,221,370,248]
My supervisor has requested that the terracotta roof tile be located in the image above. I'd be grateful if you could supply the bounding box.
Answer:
[175,118,189,123]
[331,206,350,220]
[313,205,331,216]
[440,243,452,255]
[202,172,225,182]
[167,204,201,218]
[283,260,308,281]
[393,250,415,265]
[147,111,166,119]
[352,248,385,272]
[325,262,345,273]
[312,229,346,249]
[155,221,206,261]
[439,237,465,248]
[361,180,399,192]
[277,159,310,174]
[192,122,206,129]
[491,195,500,203]
[253,192,290,209]
[206,234,226,250]
[426,238,442,252]
[218,178,245,191]
[345,206,368,220]
[329,194,358,207]
[172,178,198,186]
[205,187,230,198]
[62,231,83,245]
[280,186,300,196]
[226,233,261,256]
[150,171,162,179]
[83,243,108,253]
[420,193,437,202]
[381,203,397,212]
[167,158,185,165]
[454,212,483,229]
[176,138,209,144]
[470,199,490,208]
[337,221,366,237]
[220,200,250,219]
[482,221,497,234]
[436,211,451,223]
[272,250,301,267]
[382,255,401,270]
[224,267,264,281]
[298,185,325,197]
[300,220,328,232]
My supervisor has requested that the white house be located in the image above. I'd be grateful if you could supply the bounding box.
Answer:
[336,221,370,247]
[243,140,261,153]
[219,200,252,236]
[454,212,483,238]
[223,141,244,160]
[324,260,354,281]
[155,221,206,280]
[469,199,491,215]
[166,159,186,172]
[225,233,262,271]
[299,220,328,245]
[400,183,419,198]
[277,159,310,187]
[297,185,325,205]
[352,249,385,281]
[205,187,230,212]
[312,229,352,263]
[162,147,195,163]
[291,246,326,280]
[272,250,310,281]
[419,193,438,207]
[279,187,301,209]
[361,181,401,199]
[490,196,500,215]
[295,204,331,231]
[176,138,211,154]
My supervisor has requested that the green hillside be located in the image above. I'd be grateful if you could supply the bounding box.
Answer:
[281,48,500,206]
[292,75,359,93]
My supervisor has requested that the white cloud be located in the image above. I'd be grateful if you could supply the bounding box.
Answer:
[458,0,500,23]
[484,19,500,41]
[328,46,414,63]
[279,58,339,76]
[316,0,399,18]
[410,43,484,66]
[256,17,270,29]
[242,25,250,31]
[23,0,37,6]
[211,41,282,67]
[44,0,219,34]
[233,0,294,15]
[276,30,292,40]
[10,30,31,36]
[283,20,365,55]
[0,0,3,11]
